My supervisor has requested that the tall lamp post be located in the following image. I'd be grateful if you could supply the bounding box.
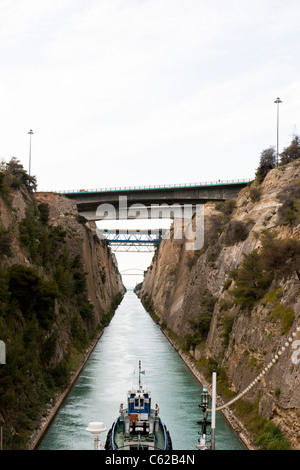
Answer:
[28,129,34,178]
[274,98,282,166]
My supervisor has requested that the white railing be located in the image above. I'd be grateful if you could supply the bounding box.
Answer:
[48,178,252,195]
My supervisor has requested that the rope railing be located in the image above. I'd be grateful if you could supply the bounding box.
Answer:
[208,324,300,412]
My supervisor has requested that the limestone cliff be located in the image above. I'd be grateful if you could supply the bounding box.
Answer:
[137,160,300,449]
[0,169,125,449]
[35,192,125,325]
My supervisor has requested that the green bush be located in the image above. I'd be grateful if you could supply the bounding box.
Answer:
[270,305,295,335]
[255,421,291,450]
[38,203,49,225]
[232,250,271,309]
[222,278,233,291]
[221,314,235,346]
[0,231,12,257]
[186,314,212,347]
[255,147,276,183]
[260,231,300,282]
[8,264,58,328]
[0,171,10,201]
[78,298,94,322]
[280,135,300,165]
[54,260,74,297]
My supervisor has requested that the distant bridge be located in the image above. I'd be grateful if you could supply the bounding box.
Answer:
[58,178,251,221]
[120,269,145,276]
[96,228,164,252]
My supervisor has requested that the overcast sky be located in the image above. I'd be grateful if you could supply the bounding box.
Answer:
[1,0,300,285]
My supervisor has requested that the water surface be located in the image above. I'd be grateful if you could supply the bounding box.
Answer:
[38,291,245,450]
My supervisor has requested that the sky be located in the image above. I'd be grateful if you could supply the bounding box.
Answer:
[1,0,300,286]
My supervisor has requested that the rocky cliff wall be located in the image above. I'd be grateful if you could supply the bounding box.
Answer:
[35,192,125,323]
[137,160,300,449]
[0,180,125,449]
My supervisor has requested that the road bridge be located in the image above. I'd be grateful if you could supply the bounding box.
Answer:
[58,178,251,221]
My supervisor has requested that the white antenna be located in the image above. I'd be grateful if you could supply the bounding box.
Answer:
[139,360,142,390]
[86,422,107,450]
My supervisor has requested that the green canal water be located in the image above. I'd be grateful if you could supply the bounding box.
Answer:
[37,291,245,450]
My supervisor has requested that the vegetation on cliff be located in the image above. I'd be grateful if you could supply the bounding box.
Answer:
[0,160,123,449]
[138,140,300,449]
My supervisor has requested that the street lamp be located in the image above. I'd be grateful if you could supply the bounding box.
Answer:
[274,98,282,166]
[28,129,34,178]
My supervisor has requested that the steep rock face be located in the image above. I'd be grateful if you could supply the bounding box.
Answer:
[138,161,300,449]
[35,192,124,323]
[0,185,125,449]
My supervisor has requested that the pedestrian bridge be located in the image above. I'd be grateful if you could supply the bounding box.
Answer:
[58,178,251,221]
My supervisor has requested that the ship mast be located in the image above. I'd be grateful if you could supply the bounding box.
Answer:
[138,360,142,390]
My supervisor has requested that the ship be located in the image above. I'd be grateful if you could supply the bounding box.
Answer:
[105,361,172,450]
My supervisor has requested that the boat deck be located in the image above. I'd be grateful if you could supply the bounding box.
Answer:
[113,417,166,450]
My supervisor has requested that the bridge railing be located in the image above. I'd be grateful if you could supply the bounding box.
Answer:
[52,178,252,195]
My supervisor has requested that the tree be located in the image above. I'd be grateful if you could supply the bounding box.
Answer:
[255,147,276,183]
[233,250,271,308]
[280,135,300,165]
[2,157,37,191]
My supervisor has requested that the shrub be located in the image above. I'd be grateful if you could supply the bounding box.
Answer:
[260,231,300,282]
[0,231,12,257]
[0,171,9,200]
[78,298,94,322]
[18,205,41,261]
[77,214,87,225]
[41,334,58,365]
[8,265,58,328]
[280,135,300,165]
[222,278,233,291]
[221,314,235,345]
[232,250,271,308]
[50,357,71,388]
[186,252,199,270]
[186,314,213,346]
[249,186,262,202]
[223,220,249,245]
[255,147,276,183]
[215,200,236,215]
[255,421,291,450]
[277,180,300,226]
[270,305,295,335]
[199,288,217,312]
[219,299,234,311]
[54,259,73,297]
[38,203,49,225]
[35,279,59,329]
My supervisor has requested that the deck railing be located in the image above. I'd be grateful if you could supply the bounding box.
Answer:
[49,178,252,195]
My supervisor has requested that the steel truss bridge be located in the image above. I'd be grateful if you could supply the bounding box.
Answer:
[96,228,164,252]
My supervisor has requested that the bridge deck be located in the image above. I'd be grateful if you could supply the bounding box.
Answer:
[97,228,163,243]
[48,178,252,222]
[57,178,251,195]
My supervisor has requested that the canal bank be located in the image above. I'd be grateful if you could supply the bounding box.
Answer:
[161,330,256,450]
[34,291,246,450]
[28,330,104,450]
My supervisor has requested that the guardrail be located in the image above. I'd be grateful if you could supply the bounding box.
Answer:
[49,178,252,195]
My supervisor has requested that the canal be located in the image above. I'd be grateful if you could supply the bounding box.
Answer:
[37,291,245,450]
